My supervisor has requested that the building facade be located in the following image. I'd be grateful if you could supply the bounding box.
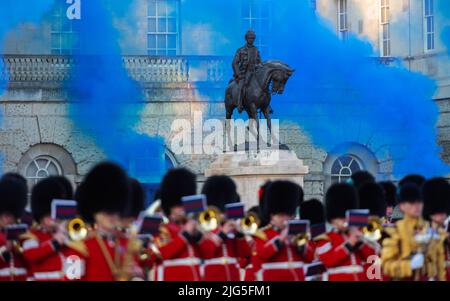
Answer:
[1,0,449,202]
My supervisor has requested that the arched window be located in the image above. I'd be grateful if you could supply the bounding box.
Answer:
[330,154,363,184]
[25,156,63,185]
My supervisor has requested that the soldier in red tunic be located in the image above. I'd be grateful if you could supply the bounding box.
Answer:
[0,176,28,281]
[316,183,377,281]
[76,162,142,281]
[152,168,212,281]
[253,181,314,281]
[200,175,251,281]
[20,176,87,281]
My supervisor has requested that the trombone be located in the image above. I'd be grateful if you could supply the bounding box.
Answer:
[362,217,383,242]
[198,206,222,232]
[67,218,88,242]
[240,212,260,235]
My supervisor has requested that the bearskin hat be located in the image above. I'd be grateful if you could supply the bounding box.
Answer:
[300,199,325,225]
[52,176,74,199]
[124,178,146,218]
[264,180,301,217]
[201,175,238,212]
[379,181,397,207]
[0,177,27,219]
[31,176,67,222]
[325,183,358,221]
[399,174,426,188]
[160,168,197,216]
[358,182,386,217]
[422,177,450,219]
[398,182,422,203]
[350,171,375,189]
[76,162,130,222]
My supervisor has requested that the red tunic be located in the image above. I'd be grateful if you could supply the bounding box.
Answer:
[253,225,315,281]
[316,230,376,281]
[82,234,138,281]
[201,227,251,281]
[0,232,28,281]
[152,222,211,281]
[21,229,86,281]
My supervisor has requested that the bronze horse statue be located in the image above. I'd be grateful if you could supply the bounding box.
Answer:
[224,60,294,150]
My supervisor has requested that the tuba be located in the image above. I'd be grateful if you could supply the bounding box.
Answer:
[240,212,260,235]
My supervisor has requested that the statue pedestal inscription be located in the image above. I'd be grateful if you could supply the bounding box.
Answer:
[205,149,309,209]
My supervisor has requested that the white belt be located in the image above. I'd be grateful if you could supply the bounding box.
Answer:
[34,271,64,280]
[162,257,201,267]
[261,261,304,270]
[0,267,27,277]
[327,265,363,275]
[204,257,238,266]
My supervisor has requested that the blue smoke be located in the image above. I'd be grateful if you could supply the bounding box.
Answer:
[179,0,448,178]
[0,0,55,173]
[67,0,165,183]
[269,0,447,178]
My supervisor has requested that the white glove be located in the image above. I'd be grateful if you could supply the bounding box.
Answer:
[410,253,424,270]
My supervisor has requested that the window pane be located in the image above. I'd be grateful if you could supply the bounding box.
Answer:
[167,34,176,48]
[52,17,62,32]
[61,18,72,32]
[51,33,60,48]
[148,18,157,32]
[157,1,167,17]
[157,35,166,48]
[242,3,250,18]
[158,18,167,32]
[61,33,72,49]
[148,34,156,48]
[148,49,157,55]
[168,18,177,33]
[429,0,433,14]
[167,1,177,17]
[168,49,176,56]
[148,0,156,17]
[157,49,166,55]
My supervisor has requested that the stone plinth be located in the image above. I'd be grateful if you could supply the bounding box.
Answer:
[205,149,309,209]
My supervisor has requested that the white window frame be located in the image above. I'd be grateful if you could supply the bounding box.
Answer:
[25,156,63,186]
[337,0,348,41]
[423,0,435,51]
[330,155,363,184]
[147,0,180,56]
[379,0,391,57]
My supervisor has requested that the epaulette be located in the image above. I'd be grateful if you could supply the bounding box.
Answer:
[66,240,89,258]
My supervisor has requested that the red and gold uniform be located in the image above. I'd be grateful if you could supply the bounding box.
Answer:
[253,224,315,281]
[20,228,86,281]
[151,222,210,281]
[201,228,251,281]
[0,232,28,281]
[316,229,377,281]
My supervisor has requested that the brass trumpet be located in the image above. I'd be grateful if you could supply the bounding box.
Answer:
[240,212,260,235]
[67,218,88,241]
[362,217,383,242]
[198,206,222,232]
[294,233,310,247]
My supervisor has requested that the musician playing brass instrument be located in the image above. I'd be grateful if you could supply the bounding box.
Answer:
[381,182,445,281]
[20,176,87,281]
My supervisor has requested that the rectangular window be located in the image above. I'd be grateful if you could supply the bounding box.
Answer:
[241,0,272,57]
[380,0,390,57]
[50,2,79,55]
[147,0,180,56]
[424,0,435,51]
[337,0,348,41]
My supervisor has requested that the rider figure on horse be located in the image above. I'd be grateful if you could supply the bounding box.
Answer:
[232,29,262,114]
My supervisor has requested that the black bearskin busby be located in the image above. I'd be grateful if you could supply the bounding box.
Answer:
[325,183,358,222]
[31,176,69,222]
[300,199,325,225]
[52,176,74,199]
[350,171,375,189]
[398,182,422,203]
[399,174,426,188]
[358,182,386,218]
[0,177,27,219]
[124,178,146,218]
[422,177,450,220]
[76,162,130,222]
[264,180,301,217]
[379,181,397,207]
[160,168,197,216]
[201,175,239,212]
